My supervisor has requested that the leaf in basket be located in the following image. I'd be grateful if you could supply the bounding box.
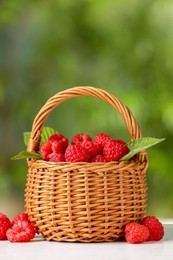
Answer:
[23,127,58,146]
[121,137,165,160]
[40,127,58,147]
[11,151,42,160]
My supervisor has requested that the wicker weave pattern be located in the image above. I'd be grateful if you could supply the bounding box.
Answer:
[25,86,148,242]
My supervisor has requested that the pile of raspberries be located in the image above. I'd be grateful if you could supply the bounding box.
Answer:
[0,212,35,242]
[0,212,164,243]
[40,132,130,162]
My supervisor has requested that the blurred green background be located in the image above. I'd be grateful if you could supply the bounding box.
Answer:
[0,0,172,220]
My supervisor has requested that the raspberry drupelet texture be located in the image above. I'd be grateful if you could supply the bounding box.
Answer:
[92,155,108,162]
[40,141,52,160]
[12,212,28,226]
[125,222,150,244]
[6,220,36,243]
[65,144,90,162]
[71,133,92,145]
[141,216,164,241]
[103,139,129,161]
[0,213,11,240]
[48,134,68,151]
[40,133,68,161]
[94,133,112,148]
[47,153,65,162]
[81,141,102,161]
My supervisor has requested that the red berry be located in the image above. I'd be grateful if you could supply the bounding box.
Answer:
[65,144,90,162]
[6,220,36,243]
[12,213,28,226]
[141,216,164,241]
[72,133,92,145]
[103,139,129,161]
[40,140,64,160]
[81,141,102,160]
[125,222,150,244]
[0,213,11,240]
[94,133,112,148]
[49,134,68,151]
[47,153,65,162]
[92,155,108,162]
[40,141,52,160]
[50,140,63,153]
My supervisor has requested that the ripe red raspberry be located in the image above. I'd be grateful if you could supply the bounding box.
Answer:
[40,141,52,160]
[81,141,102,160]
[40,140,64,160]
[12,212,28,226]
[103,139,129,161]
[72,133,92,145]
[65,144,90,162]
[48,134,68,151]
[125,222,150,244]
[0,213,11,240]
[6,220,36,243]
[94,133,112,148]
[47,153,65,162]
[141,216,164,241]
[92,155,108,162]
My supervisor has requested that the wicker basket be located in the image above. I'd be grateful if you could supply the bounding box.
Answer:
[25,86,148,242]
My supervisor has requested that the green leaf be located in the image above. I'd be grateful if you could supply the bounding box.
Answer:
[121,137,166,160]
[24,132,31,146]
[23,127,58,146]
[40,127,58,146]
[12,126,58,161]
[11,151,42,160]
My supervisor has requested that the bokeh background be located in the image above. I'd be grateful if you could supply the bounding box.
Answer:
[0,0,173,220]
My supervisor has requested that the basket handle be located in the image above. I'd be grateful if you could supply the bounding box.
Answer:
[27,86,145,160]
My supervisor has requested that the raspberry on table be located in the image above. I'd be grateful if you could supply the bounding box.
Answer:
[0,213,11,240]
[92,155,108,162]
[103,139,129,161]
[93,133,112,148]
[81,141,102,160]
[12,212,28,226]
[6,220,36,243]
[47,153,65,162]
[125,222,150,244]
[65,144,90,162]
[71,133,92,145]
[141,216,164,241]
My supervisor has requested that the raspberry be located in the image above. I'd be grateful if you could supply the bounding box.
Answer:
[141,216,164,241]
[72,133,92,145]
[50,140,63,153]
[12,213,28,226]
[6,220,36,243]
[125,222,150,244]
[103,139,129,161]
[94,133,112,148]
[92,155,108,162]
[0,213,11,240]
[47,153,65,162]
[41,140,64,160]
[81,141,102,160]
[65,144,90,162]
[40,141,52,160]
[48,134,68,151]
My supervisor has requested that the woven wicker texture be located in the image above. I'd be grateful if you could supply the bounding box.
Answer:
[25,86,148,242]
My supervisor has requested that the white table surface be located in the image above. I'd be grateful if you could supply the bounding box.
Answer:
[1,223,173,260]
